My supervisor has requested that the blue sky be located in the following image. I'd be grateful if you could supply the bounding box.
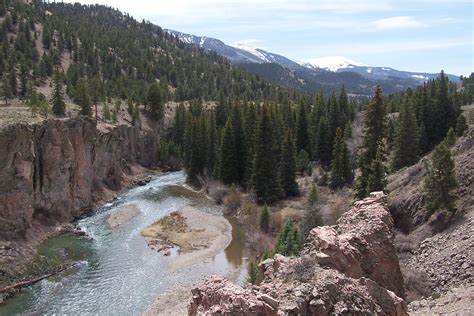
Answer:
[63,0,473,75]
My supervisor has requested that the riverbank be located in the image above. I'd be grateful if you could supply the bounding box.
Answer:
[142,205,232,271]
[0,168,158,292]
[142,206,234,315]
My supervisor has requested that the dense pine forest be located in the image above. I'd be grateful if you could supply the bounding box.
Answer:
[168,71,469,206]
[0,0,298,115]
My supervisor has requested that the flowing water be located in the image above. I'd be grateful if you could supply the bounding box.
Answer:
[0,171,248,315]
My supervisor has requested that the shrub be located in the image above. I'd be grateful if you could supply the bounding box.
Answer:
[259,205,270,232]
[223,189,242,214]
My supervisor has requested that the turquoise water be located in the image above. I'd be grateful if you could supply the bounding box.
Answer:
[0,171,247,315]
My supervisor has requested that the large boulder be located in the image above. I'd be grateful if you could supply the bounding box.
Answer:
[303,191,405,297]
[188,192,408,316]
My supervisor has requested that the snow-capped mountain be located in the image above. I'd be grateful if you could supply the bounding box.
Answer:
[167,29,459,95]
[298,56,366,72]
[166,30,297,66]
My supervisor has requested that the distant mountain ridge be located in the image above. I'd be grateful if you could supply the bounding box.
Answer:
[166,29,460,95]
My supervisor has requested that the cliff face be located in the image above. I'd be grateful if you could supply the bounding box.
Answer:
[0,118,159,240]
[189,192,408,316]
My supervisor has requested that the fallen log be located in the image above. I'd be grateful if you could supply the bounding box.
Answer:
[0,262,81,293]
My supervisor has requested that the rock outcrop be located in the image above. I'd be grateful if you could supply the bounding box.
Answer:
[303,191,404,297]
[0,117,159,240]
[189,192,408,316]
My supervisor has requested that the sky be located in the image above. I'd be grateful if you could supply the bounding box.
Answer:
[61,0,473,76]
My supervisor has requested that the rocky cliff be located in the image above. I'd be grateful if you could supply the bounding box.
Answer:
[0,117,159,240]
[189,192,408,315]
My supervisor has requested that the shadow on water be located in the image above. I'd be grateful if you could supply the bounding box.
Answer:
[224,217,247,268]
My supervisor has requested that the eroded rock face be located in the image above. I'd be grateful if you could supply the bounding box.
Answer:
[304,191,405,297]
[188,192,408,316]
[0,118,159,240]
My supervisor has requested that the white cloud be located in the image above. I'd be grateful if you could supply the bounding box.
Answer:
[306,38,471,55]
[373,16,426,30]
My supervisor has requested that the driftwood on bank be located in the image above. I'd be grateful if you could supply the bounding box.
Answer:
[0,262,80,293]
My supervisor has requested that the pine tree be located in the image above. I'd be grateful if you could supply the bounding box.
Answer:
[76,79,91,116]
[279,129,299,197]
[366,149,387,193]
[206,111,217,174]
[51,68,65,116]
[147,82,164,120]
[392,99,419,170]
[0,73,12,105]
[456,114,467,137]
[445,128,456,147]
[296,101,309,153]
[330,128,350,189]
[259,205,270,232]
[251,105,281,204]
[231,106,247,184]
[424,143,458,213]
[355,86,386,199]
[218,118,239,185]
[316,116,331,167]
[8,67,17,97]
[296,149,310,175]
[308,184,319,205]
[103,103,111,121]
[88,77,104,119]
[247,260,258,285]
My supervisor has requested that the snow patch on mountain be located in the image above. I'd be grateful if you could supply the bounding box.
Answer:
[232,42,271,63]
[298,56,366,72]
[412,74,428,80]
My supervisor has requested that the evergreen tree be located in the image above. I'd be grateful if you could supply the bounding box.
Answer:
[76,79,91,116]
[103,103,111,121]
[316,116,331,167]
[424,143,458,213]
[0,73,12,105]
[445,128,456,147]
[296,101,309,153]
[206,111,218,174]
[330,128,350,189]
[251,105,281,204]
[88,77,104,119]
[308,184,319,205]
[366,149,387,193]
[218,118,239,185]
[279,129,299,197]
[355,86,386,198]
[51,68,65,116]
[147,82,164,120]
[8,66,17,97]
[296,149,310,175]
[275,220,301,256]
[259,205,270,232]
[456,114,467,137]
[247,260,258,285]
[231,106,247,184]
[392,99,419,170]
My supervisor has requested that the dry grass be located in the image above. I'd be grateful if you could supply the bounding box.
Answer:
[394,233,416,254]
[223,190,242,214]
[401,265,433,302]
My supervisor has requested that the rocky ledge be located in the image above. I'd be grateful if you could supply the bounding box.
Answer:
[189,192,408,316]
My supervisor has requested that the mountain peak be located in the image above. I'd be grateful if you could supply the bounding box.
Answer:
[299,56,366,72]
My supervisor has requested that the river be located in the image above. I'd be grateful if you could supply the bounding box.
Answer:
[0,171,247,315]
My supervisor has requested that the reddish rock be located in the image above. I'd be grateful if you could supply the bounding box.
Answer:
[0,117,159,240]
[303,191,405,297]
[188,192,408,316]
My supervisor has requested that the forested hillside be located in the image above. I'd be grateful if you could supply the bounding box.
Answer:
[0,0,296,116]
[168,70,470,207]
